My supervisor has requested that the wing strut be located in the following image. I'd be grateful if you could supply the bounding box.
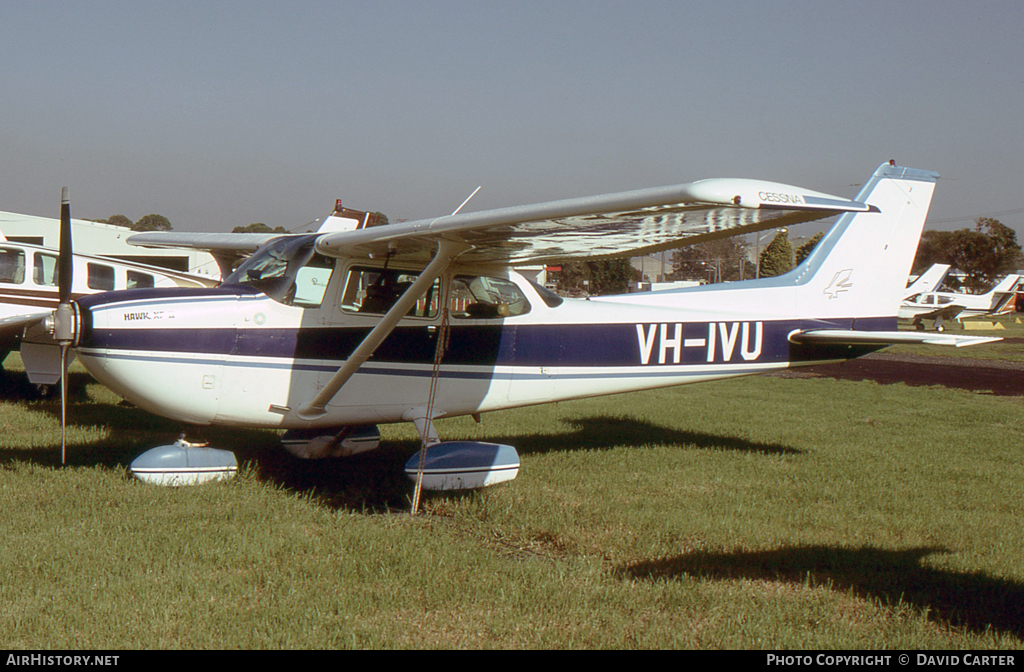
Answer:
[296,239,469,421]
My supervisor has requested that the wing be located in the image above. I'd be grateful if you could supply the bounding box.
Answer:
[126,232,283,254]
[910,305,966,321]
[127,232,289,279]
[0,311,47,337]
[313,178,874,264]
[125,207,382,257]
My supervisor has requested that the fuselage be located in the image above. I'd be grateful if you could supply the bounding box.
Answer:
[72,254,886,429]
[899,289,1015,321]
[63,163,942,432]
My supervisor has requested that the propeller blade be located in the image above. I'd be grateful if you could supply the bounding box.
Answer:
[60,343,69,465]
[56,188,74,465]
[58,187,73,303]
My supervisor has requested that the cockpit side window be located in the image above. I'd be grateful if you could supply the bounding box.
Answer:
[127,270,155,289]
[341,266,439,318]
[450,275,531,319]
[291,254,335,308]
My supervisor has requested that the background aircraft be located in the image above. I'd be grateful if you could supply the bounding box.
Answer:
[899,273,1021,331]
[41,163,999,491]
[0,232,218,386]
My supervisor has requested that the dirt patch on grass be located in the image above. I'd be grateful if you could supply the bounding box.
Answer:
[773,338,1024,396]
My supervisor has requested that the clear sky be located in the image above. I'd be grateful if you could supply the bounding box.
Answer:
[1,0,1022,239]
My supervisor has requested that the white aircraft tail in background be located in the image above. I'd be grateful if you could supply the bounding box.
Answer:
[900,272,1021,331]
[904,263,951,299]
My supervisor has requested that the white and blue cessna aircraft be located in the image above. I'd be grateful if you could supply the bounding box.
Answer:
[46,162,997,487]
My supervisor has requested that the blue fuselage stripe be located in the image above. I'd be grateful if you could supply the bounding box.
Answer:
[78,317,895,368]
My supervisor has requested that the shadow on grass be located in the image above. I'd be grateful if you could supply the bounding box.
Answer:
[246,443,421,512]
[0,402,187,469]
[2,400,800,512]
[620,545,1024,639]
[246,415,799,511]
[2,389,418,511]
[493,416,800,456]
[0,368,93,402]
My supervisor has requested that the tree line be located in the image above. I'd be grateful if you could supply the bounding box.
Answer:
[97,216,294,234]
[95,214,173,232]
[667,230,822,285]
[445,217,1023,297]
[911,218,1021,292]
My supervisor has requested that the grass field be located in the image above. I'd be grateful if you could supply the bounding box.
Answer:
[0,349,1022,649]
[889,314,1024,362]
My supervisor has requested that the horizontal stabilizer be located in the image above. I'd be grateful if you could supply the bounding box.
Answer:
[789,330,1002,348]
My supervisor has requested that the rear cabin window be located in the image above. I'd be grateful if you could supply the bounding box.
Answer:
[450,275,530,319]
[87,263,115,291]
[527,279,563,308]
[0,249,26,284]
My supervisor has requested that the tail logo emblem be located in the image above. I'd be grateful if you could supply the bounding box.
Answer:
[824,269,853,299]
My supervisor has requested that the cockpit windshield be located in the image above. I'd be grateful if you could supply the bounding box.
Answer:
[224,235,335,307]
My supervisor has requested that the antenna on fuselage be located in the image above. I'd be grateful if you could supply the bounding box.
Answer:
[450,186,482,216]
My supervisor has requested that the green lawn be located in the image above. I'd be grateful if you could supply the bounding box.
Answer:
[0,355,1022,648]
[890,314,1024,362]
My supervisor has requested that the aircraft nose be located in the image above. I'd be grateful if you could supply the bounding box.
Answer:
[39,300,84,349]
[72,300,89,348]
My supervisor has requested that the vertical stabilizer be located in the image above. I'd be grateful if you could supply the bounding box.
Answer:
[987,274,1021,298]
[985,274,1021,313]
[790,163,938,320]
[904,263,951,298]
